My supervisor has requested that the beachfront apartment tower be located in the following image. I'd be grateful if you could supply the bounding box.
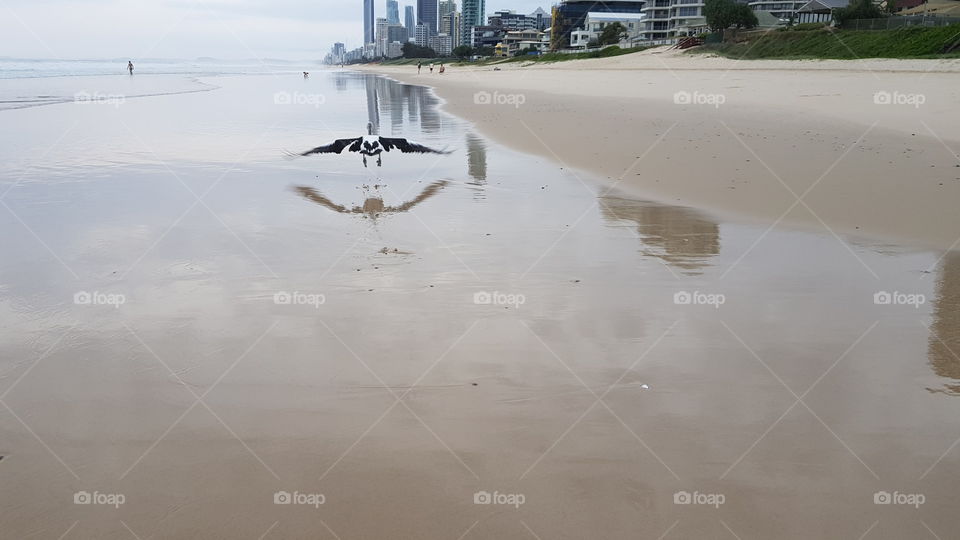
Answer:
[405,5,416,36]
[387,0,401,25]
[641,0,708,42]
[461,0,486,45]
[418,0,439,34]
[364,0,375,44]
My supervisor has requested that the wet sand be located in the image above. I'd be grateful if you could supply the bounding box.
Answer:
[363,49,960,250]
[0,70,959,539]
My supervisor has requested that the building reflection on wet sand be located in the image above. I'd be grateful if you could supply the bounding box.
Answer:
[928,251,960,396]
[599,196,720,275]
[334,72,443,136]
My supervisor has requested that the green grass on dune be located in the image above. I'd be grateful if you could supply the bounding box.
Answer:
[367,45,648,67]
[701,24,960,59]
[496,45,650,64]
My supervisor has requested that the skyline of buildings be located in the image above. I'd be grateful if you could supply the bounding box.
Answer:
[344,0,546,61]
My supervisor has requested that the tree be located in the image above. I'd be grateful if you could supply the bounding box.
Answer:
[402,42,438,59]
[733,3,759,28]
[452,45,473,60]
[833,0,884,25]
[598,22,629,46]
[705,0,758,36]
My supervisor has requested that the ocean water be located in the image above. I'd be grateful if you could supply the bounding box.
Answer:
[0,70,958,539]
[0,58,311,110]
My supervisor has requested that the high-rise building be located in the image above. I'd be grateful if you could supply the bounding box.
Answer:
[405,5,416,36]
[388,24,409,44]
[417,0,439,34]
[414,23,430,47]
[439,0,456,20]
[331,42,346,64]
[364,0,375,44]
[429,33,454,56]
[461,0,485,46]
[441,10,461,46]
[375,17,390,57]
[387,0,401,25]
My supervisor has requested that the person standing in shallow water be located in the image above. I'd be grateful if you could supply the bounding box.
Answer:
[127,61,134,75]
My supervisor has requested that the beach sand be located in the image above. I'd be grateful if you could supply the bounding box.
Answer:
[363,48,960,250]
[1,65,959,539]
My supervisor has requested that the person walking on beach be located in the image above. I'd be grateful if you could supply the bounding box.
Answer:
[429,63,434,74]
[439,64,445,74]
[127,61,134,75]
[417,61,422,74]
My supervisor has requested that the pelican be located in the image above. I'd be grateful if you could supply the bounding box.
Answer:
[292,123,451,167]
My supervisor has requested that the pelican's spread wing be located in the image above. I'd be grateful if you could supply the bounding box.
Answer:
[298,137,363,156]
[379,137,451,155]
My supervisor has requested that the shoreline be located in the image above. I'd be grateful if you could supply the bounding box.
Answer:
[355,49,960,251]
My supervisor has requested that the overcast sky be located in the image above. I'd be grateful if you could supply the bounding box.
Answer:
[1,0,552,60]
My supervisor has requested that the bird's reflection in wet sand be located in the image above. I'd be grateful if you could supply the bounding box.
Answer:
[294,180,450,220]
[599,196,720,275]
[927,251,960,395]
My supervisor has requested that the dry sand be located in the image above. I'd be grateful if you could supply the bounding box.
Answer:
[361,48,960,249]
